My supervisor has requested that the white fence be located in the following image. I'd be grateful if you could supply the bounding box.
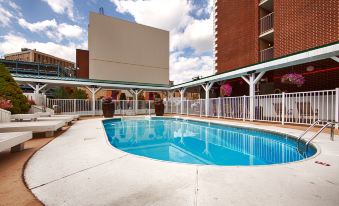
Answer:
[47,99,103,116]
[45,89,339,126]
[0,108,11,123]
[46,99,155,116]
[166,89,339,126]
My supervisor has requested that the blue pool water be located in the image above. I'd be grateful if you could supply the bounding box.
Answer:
[103,118,316,166]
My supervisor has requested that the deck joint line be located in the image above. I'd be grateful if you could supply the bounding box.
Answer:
[194,166,199,206]
[29,154,128,190]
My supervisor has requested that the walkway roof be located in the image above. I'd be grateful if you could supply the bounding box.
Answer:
[12,41,339,91]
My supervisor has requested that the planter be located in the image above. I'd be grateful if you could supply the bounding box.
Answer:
[154,100,164,116]
[102,102,115,118]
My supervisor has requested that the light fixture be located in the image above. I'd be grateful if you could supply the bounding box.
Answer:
[306,65,315,72]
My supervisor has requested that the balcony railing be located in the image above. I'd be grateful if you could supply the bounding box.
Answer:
[260,47,274,62]
[260,12,274,35]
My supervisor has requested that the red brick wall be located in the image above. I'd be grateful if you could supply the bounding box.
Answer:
[274,0,339,58]
[215,0,259,74]
[76,49,89,78]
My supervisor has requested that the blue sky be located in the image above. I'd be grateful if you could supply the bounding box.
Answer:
[0,0,215,84]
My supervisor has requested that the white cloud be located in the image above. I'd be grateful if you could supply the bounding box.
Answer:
[58,23,83,38]
[171,16,213,54]
[18,18,57,32]
[111,0,192,32]
[0,34,84,62]
[0,7,13,27]
[41,0,75,20]
[18,18,83,41]
[111,0,215,84]
[170,52,215,84]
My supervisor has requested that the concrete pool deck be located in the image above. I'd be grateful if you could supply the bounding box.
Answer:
[24,117,339,206]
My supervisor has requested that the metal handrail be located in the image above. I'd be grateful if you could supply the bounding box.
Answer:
[297,119,322,149]
[305,122,336,151]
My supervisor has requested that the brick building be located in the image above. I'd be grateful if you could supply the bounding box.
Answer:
[214,0,339,95]
[5,48,75,68]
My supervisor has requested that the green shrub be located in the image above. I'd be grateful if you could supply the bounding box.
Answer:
[0,64,30,114]
[52,87,88,99]
[70,88,88,99]
[119,93,126,100]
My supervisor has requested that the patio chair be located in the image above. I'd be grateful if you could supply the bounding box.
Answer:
[296,102,318,123]
[273,102,294,122]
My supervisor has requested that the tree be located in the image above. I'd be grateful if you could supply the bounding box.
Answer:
[70,88,88,99]
[119,92,126,100]
[0,64,30,114]
[52,87,88,99]
[138,92,145,100]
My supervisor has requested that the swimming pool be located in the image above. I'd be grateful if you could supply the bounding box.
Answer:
[103,117,316,166]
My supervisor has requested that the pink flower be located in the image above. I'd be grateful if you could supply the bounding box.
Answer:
[281,73,305,87]
[0,97,13,110]
[220,83,232,97]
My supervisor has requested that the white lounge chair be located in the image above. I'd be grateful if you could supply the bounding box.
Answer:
[0,132,32,152]
[11,113,39,121]
[0,120,66,137]
[37,116,74,125]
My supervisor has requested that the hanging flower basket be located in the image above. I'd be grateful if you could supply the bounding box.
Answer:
[281,73,305,87]
[220,83,232,97]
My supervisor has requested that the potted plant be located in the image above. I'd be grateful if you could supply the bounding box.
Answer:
[154,93,164,116]
[102,96,115,118]
[281,73,305,87]
[220,83,232,97]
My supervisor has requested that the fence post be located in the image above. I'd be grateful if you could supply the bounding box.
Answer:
[335,88,339,129]
[122,100,125,116]
[149,100,151,116]
[218,97,221,118]
[281,92,285,125]
[200,99,202,117]
[73,99,76,114]
[187,100,189,115]
[243,95,246,121]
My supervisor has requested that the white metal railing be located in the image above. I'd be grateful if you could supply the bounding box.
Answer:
[0,108,11,123]
[46,99,156,116]
[166,89,339,126]
[47,99,103,116]
[260,47,274,62]
[260,12,274,34]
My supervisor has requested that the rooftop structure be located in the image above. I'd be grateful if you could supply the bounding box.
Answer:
[4,48,75,69]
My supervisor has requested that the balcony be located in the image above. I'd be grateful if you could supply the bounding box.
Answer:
[260,47,274,62]
[260,12,274,36]
[259,0,273,12]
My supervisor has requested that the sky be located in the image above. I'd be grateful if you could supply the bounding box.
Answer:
[0,0,215,84]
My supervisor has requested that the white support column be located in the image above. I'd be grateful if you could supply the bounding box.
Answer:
[167,91,174,114]
[241,72,265,121]
[129,89,143,115]
[27,83,48,94]
[86,86,101,116]
[201,82,214,117]
[335,88,339,129]
[179,88,186,114]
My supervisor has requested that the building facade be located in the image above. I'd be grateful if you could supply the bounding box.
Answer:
[5,48,75,68]
[76,49,89,78]
[88,12,169,85]
[215,0,339,73]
